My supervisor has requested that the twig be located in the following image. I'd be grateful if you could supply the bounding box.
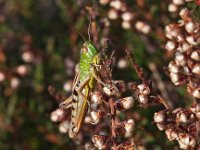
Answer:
[109,97,117,150]
[148,63,172,108]
[126,49,145,82]
[48,85,65,102]
[157,95,170,109]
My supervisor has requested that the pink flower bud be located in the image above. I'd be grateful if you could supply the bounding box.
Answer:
[50,109,65,122]
[185,21,196,33]
[116,139,136,150]
[135,21,151,34]
[113,80,126,93]
[190,51,200,61]
[91,91,103,105]
[124,119,135,133]
[84,142,97,150]
[103,84,119,96]
[192,88,200,99]
[110,0,122,10]
[108,9,118,20]
[154,112,165,123]
[172,0,185,5]
[186,36,197,45]
[156,123,166,131]
[137,84,150,95]
[16,65,30,76]
[178,133,196,149]
[63,80,73,92]
[115,97,134,111]
[84,116,92,124]
[22,51,34,63]
[168,3,178,12]
[122,21,131,30]
[168,62,179,73]
[99,0,110,5]
[121,12,133,21]
[117,58,128,69]
[92,135,108,149]
[192,63,200,75]
[0,71,5,82]
[191,102,199,109]
[10,77,20,89]
[90,110,105,124]
[138,94,148,104]
[175,52,186,66]
[179,8,190,19]
[165,128,178,141]
[170,72,180,85]
[176,111,188,123]
[178,42,192,52]
[165,40,176,51]
[59,120,70,133]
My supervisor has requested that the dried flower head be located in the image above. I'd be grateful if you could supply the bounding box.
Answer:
[115,97,134,111]
[92,135,108,150]
[178,133,196,149]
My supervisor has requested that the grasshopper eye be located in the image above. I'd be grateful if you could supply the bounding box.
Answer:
[81,46,88,53]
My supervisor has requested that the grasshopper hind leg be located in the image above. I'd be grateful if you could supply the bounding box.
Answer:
[59,64,80,109]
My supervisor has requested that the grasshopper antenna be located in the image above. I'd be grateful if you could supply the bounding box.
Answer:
[88,17,92,41]
[73,28,87,42]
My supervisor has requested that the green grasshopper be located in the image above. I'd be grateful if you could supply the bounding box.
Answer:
[59,33,105,138]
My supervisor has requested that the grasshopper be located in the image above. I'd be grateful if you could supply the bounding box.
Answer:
[59,38,105,138]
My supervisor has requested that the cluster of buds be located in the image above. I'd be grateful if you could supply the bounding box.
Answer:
[115,119,135,138]
[2,70,23,91]
[99,0,151,33]
[165,7,200,99]
[1,64,31,92]
[90,81,136,149]
[92,135,136,150]
[99,0,134,30]
[137,83,151,105]
[163,2,200,148]
[92,135,109,149]
[128,81,153,106]
[85,79,136,148]
[0,34,35,96]
[135,21,151,34]
[154,102,200,149]
[168,0,194,12]
[90,110,106,124]
[50,108,70,134]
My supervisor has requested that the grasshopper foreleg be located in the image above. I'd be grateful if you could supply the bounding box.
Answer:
[59,95,73,109]
[90,66,107,87]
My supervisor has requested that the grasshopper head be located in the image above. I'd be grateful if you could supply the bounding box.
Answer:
[81,41,98,57]
[80,41,101,72]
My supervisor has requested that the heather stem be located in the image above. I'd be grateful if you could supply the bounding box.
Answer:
[109,97,117,150]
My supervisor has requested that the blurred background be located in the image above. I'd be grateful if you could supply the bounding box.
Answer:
[0,0,198,149]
